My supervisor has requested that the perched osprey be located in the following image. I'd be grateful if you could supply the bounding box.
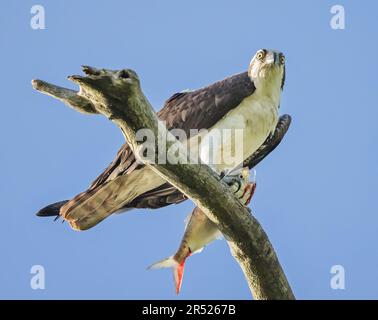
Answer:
[37,49,286,230]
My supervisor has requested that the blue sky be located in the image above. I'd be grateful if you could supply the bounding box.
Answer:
[0,0,377,299]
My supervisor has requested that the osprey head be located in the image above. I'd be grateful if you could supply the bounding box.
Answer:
[248,49,285,90]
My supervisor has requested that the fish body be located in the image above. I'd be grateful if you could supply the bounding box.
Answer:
[148,167,256,294]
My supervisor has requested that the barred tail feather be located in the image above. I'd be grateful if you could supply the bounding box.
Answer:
[60,167,165,231]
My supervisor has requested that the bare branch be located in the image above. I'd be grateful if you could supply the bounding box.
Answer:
[31,79,98,114]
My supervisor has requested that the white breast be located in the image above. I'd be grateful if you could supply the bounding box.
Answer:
[199,87,280,173]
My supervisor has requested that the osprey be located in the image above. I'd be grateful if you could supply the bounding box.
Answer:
[37,49,286,230]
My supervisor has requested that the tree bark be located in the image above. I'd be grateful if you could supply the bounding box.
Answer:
[32,66,295,300]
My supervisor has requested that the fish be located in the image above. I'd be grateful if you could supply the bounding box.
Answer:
[148,167,256,294]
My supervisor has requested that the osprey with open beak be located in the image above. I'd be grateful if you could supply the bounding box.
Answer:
[37,49,286,230]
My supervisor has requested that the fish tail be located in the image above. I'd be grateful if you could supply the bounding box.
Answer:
[148,256,186,294]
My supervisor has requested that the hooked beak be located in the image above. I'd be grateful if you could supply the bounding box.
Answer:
[265,51,282,66]
[274,52,281,65]
[265,51,283,66]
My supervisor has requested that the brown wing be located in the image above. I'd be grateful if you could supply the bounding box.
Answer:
[157,71,255,135]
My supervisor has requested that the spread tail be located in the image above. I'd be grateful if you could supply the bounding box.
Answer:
[148,256,186,294]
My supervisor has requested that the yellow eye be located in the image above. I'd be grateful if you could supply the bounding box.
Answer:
[256,50,265,60]
[280,55,285,64]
